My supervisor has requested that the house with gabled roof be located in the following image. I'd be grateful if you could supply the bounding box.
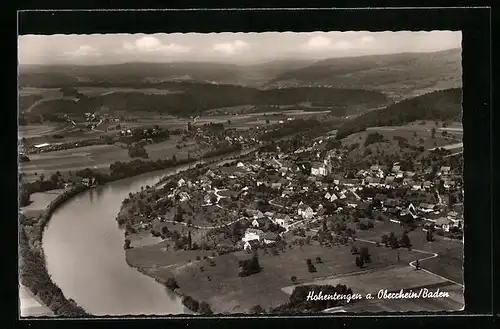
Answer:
[252,217,270,228]
[262,232,278,245]
[440,166,451,175]
[243,239,261,251]
[365,177,382,187]
[298,203,314,219]
[419,203,437,213]
[434,217,452,232]
[274,213,292,229]
[242,228,265,243]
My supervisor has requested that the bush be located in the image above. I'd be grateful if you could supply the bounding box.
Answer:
[239,254,261,277]
[182,295,200,313]
[250,304,265,314]
[165,277,179,290]
[198,301,213,315]
[306,259,317,273]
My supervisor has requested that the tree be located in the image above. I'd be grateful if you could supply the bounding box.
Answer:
[124,239,131,249]
[359,246,371,263]
[316,256,323,264]
[227,120,231,125]
[291,276,297,283]
[165,278,179,290]
[239,253,261,277]
[306,259,317,273]
[266,119,270,124]
[250,304,265,314]
[388,232,399,249]
[426,229,434,242]
[355,256,364,268]
[188,231,192,250]
[400,230,411,248]
[50,173,59,185]
[431,127,436,139]
[351,245,359,254]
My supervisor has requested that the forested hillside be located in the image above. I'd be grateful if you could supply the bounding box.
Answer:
[26,85,389,117]
[268,49,462,100]
[336,88,462,139]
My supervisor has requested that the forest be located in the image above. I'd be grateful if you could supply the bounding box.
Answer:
[336,88,462,139]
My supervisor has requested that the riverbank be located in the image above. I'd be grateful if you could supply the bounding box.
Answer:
[22,145,254,317]
[119,154,258,314]
[19,184,91,317]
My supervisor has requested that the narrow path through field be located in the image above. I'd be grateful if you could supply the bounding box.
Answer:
[301,222,463,288]
[351,236,463,288]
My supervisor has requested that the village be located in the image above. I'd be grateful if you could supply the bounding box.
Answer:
[122,131,464,253]
[117,127,464,313]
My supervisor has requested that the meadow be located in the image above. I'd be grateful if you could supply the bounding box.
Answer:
[126,236,425,313]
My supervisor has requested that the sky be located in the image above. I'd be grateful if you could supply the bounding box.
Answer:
[18,31,462,65]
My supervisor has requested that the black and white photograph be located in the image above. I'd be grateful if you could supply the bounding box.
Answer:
[18,29,465,317]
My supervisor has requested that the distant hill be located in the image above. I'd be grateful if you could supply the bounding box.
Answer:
[267,49,462,100]
[336,88,462,139]
[25,84,389,117]
[19,59,315,88]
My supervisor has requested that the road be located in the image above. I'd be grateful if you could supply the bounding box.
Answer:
[159,217,244,230]
[24,96,79,113]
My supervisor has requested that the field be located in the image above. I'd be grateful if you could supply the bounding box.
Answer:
[19,188,70,218]
[18,123,66,139]
[336,281,464,312]
[18,136,198,180]
[341,121,463,161]
[350,218,464,284]
[127,237,426,313]
[19,87,183,97]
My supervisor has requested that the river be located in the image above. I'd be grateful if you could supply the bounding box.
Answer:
[42,148,256,316]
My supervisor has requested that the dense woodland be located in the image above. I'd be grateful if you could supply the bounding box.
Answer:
[336,88,462,139]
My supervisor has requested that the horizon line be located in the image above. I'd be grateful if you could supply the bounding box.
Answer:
[18,47,461,67]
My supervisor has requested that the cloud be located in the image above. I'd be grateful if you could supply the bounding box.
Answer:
[212,40,249,55]
[360,36,376,44]
[65,45,101,57]
[303,36,333,51]
[302,35,377,52]
[123,36,191,54]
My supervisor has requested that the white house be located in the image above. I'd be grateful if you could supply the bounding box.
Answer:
[298,204,314,219]
[242,228,264,243]
[274,213,292,229]
[311,162,327,176]
[177,178,186,187]
[440,166,451,175]
[435,217,451,232]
